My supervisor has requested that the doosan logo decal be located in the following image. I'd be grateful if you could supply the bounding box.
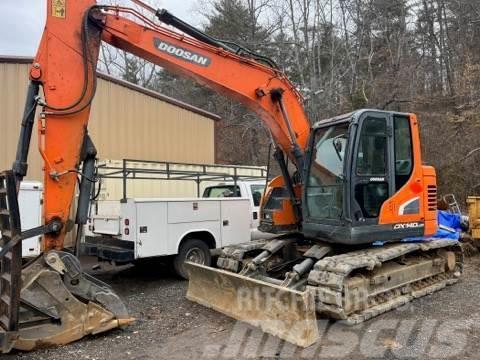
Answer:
[154,39,211,67]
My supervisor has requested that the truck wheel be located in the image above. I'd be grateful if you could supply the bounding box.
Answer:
[174,239,211,279]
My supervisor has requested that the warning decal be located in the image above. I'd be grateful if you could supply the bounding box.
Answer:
[52,0,66,18]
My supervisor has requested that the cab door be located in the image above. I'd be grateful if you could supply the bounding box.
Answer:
[351,112,394,226]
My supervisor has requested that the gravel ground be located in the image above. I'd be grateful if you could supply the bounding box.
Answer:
[5,253,480,360]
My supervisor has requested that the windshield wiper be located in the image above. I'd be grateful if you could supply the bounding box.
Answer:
[332,134,346,161]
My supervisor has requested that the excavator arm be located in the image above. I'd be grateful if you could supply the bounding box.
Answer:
[0,0,311,352]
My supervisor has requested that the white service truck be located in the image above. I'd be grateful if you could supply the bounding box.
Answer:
[83,181,270,278]
[0,182,43,258]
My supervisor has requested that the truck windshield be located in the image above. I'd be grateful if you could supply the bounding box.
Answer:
[306,123,349,220]
[203,185,240,198]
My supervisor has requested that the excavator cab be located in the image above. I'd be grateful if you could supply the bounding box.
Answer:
[302,109,438,245]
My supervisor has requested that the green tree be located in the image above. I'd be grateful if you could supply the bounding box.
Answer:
[204,0,272,53]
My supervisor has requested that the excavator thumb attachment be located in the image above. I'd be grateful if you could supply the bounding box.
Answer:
[0,171,133,353]
[185,262,319,348]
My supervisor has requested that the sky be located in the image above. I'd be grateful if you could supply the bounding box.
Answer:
[0,0,200,57]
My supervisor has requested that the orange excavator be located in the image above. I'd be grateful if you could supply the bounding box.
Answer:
[0,0,463,352]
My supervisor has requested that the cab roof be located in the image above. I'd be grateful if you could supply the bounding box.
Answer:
[313,109,411,129]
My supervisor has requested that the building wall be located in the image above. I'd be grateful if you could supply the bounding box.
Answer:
[0,58,218,182]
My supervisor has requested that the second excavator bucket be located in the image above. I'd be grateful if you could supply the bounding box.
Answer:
[185,262,319,348]
[0,171,133,353]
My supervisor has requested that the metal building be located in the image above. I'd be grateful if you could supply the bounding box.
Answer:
[0,56,220,181]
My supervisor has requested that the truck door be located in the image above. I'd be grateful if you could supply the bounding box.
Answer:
[249,184,264,228]
[248,183,273,240]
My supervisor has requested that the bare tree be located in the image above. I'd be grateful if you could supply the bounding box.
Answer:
[97,0,161,87]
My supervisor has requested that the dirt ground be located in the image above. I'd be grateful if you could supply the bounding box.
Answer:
[6,253,480,360]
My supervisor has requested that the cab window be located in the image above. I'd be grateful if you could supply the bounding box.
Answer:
[354,116,388,219]
[394,116,413,191]
[306,123,348,220]
[356,117,387,176]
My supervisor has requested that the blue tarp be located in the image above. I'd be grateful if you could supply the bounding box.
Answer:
[402,210,462,242]
[434,210,462,240]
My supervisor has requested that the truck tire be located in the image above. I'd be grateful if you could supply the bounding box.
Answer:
[174,239,211,279]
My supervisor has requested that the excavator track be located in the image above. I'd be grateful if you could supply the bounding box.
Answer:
[307,239,463,324]
[187,238,463,348]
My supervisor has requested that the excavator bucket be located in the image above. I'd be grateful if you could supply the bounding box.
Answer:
[10,251,134,351]
[0,171,133,353]
[185,262,319,348]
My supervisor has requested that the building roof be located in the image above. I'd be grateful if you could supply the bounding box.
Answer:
[0,55,221,122]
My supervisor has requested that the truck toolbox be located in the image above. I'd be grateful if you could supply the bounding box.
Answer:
[92,215,121,236]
